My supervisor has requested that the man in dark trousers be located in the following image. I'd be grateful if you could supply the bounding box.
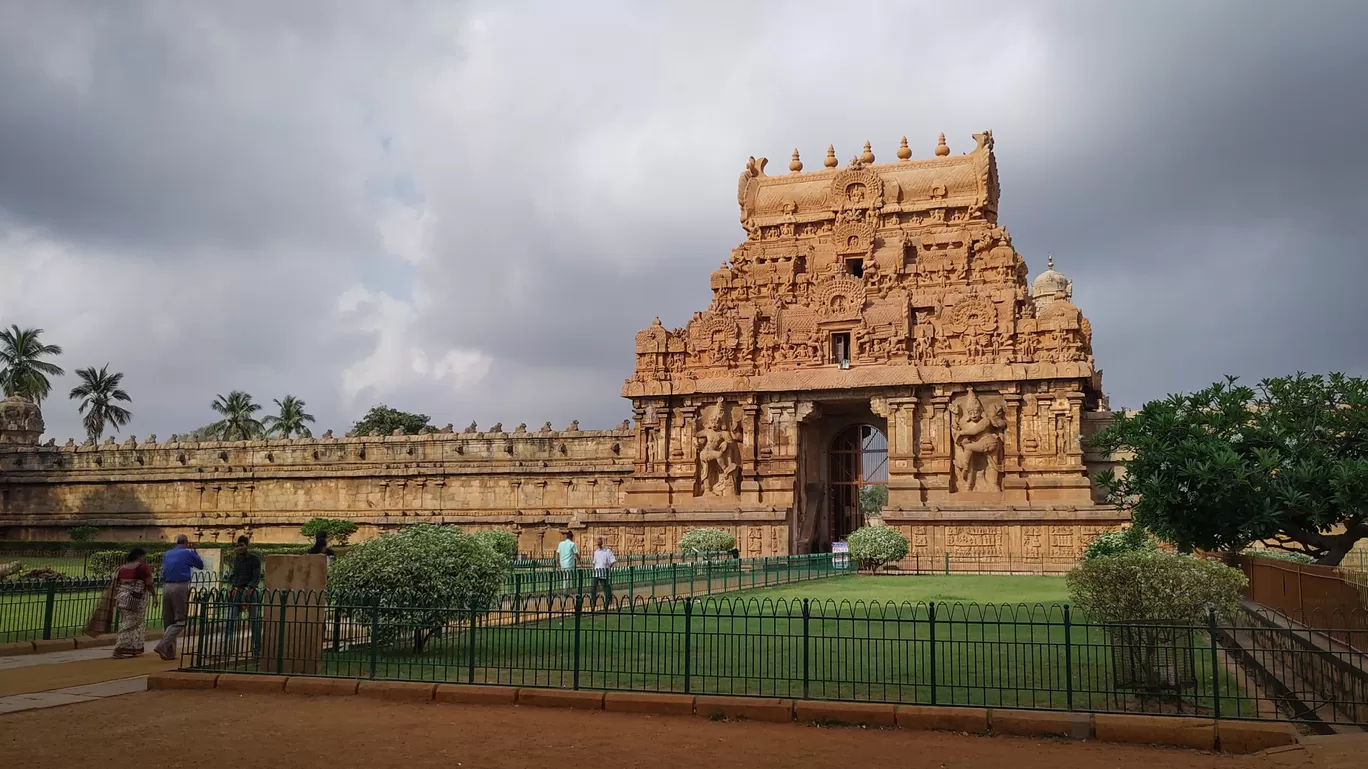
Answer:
[226,535,262,657]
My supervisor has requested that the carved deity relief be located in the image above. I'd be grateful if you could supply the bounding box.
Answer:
[694,399,742,498]
[949,388,1007,492]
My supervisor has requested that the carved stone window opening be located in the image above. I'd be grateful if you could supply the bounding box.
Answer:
[830,333,852,366]
[845,257,864,278]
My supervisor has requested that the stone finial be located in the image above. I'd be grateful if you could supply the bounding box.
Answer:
[788,148,802,173]
[934,132,950,157]
[566,420,580,432]
[322,429,334,439]
[418,425,432,435]
[44,437,55,447]
[146,434,157,445]
[1048,254,1055,270]
[64,438,76,448]
[897,136,912,161]
[490,422,504,433]
[618,419,631,430]
[391,428,404,436]
[540,422,553,434]
[860,141,875,164]
[344,430,355,438]
[515,423,527,433]
[823,144,838,169]
[440,423,454,433]
[463,421,478,434]
[103,436,116,446]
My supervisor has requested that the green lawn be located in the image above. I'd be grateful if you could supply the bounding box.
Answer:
[719,574,1071,607]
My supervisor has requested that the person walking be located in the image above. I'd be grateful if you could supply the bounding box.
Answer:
[154,534,203,661]
[590,537,616,608]
[85,547,156,658]
[225,535,262,658]
[556,531,579,595]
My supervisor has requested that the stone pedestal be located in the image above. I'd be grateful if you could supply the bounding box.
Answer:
[260,554,328,675]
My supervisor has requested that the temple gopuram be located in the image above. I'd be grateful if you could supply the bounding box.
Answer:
[620,132,1124,557]
[0,132,1125,566]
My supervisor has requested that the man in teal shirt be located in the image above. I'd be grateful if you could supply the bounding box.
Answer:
[556,531,579,595]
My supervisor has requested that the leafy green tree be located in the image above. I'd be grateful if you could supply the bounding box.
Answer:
[300,517,358,546]
[328,525,508,652]
[68,365,132,444]
[859,485,888,517]
[0,326,64,404]
[351,404,431,436]
[206,391,264,441]
[846,525,908,571]
[263,394,316,438]
[1092,373,1368,565]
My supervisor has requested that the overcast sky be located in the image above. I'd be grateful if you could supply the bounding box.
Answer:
[2,1,1365,442]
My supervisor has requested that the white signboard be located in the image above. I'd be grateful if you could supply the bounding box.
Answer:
[832,541,849,568]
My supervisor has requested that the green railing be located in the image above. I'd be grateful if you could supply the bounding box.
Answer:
[0,571,222,643]
[181,590,1368,727]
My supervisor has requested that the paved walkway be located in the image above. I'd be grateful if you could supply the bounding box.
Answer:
[0,641,174,713]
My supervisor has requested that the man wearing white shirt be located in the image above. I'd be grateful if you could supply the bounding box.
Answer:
[590,537,617,607]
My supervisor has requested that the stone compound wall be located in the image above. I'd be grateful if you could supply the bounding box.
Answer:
[0,428,657,554]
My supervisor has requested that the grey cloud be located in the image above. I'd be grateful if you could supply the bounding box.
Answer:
[2,0,1365,442]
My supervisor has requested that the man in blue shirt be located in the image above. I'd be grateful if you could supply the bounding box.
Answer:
[556,531,578,595]
[154,534,204,660]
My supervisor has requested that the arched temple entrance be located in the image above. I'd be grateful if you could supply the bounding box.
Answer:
[827,424,888,548]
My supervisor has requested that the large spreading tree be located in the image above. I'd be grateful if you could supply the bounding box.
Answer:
[351,404,431,436]
[1092,373,1368,565]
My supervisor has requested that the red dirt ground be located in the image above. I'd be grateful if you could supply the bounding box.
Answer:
[1,691,1306,769]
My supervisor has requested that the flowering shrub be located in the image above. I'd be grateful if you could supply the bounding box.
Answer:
[846,526,909,571]
[677,528,736,556]
[1082,527,1158,560]
[473,529,519,561]
[328,525,507,652]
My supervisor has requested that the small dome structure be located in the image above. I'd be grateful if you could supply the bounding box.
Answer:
[1031,256,1071,299]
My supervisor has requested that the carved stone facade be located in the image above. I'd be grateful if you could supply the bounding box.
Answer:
[0,132,1125,565]
[620,132,1126,557]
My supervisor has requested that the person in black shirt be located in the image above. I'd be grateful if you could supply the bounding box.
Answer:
[226,535,262,658]
[307,531,335,557]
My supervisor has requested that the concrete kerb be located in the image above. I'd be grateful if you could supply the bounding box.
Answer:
[139,673,1304,754]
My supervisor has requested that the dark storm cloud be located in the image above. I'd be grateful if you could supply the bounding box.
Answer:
[1,0,1364,440]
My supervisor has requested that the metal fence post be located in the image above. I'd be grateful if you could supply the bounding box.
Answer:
[944,553,949,576]
[467,604,477,684]
[672,563,678,597]
[572,593,583,690]
[368,597,380,680]
[928,601,937,705]
[683,599,693,694]
[513,572,522,624]
[1063,605,1074,710]
[41,581,57,641]
[275,591,288,674]
[802,598,811,700]
[331,601,343,653]
[1208,608,1221,720]
[706,560,713,595]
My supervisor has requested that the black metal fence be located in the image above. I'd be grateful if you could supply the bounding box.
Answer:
[181,590,1368,728]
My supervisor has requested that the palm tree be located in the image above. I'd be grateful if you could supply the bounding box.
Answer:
[207,391,264,441]
[68,365,133,444]
[263,395,316,439]
[0,326,65,404]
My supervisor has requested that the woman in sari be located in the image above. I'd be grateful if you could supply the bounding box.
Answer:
[86,548,156,658]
